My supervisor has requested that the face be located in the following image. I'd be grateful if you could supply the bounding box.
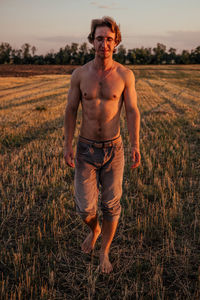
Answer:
[93,26,116,58]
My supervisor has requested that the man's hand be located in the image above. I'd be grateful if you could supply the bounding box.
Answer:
[131,147,141,169]
[64,146,75,168]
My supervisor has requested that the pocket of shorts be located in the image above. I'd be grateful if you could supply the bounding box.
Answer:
[115,141,123,151]
[77,141,90,155]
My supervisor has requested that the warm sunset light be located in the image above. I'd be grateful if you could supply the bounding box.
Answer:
[0,2,199,299]
[0,0,200,54]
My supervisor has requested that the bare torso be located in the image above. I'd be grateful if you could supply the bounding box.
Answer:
[78,60,126,141]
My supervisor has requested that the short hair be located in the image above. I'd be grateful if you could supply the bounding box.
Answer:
[88,16,121,46]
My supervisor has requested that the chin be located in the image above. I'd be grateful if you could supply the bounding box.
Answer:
[99,51,111,58]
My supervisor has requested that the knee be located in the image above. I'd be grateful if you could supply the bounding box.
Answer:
[77,210,97,223]
[82,214,97,223]
[101,199,121,220]
[75,202,97,222]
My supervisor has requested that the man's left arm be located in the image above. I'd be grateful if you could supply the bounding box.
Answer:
[123,69,141,169]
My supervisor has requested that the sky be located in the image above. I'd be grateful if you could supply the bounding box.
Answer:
[0,0,200,54]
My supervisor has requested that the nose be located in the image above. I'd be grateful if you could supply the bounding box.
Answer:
[102,39,107,48]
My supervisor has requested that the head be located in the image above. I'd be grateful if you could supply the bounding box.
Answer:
[88,16,121,48]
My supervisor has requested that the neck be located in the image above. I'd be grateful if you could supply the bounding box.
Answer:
[93,55,113,71]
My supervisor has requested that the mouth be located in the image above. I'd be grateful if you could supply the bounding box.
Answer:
[100,50,109,53]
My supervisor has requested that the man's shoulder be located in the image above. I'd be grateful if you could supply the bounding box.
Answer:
[72,61,91,78]
[115,62,135,82]
[71,65,82,77]
[70,64,86,84]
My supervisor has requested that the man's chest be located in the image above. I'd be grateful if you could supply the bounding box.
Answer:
[80,74,125,101]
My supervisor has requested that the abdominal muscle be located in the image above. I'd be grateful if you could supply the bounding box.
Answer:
[80,97,122,141]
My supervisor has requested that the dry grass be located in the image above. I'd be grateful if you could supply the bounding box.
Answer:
[0,66,200,299]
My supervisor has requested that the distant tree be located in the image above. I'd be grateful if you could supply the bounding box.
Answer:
[78,43,88,64]
[44,51,55,64]
[1,41,200,65]
[31,46,37,56]
[55,47,64,64]
[10,48,22,64]
[152,43,167,64]
[21,43,31,64]
[0,42,12,64]
[167,47,177,64]
[126,47,152,65]
[143,47,152,64]
[127,49,136,64]
[190,46,200,64]
[16,49,23,64]
[30,46,38,64]
[175,54,182,64]
[63,45,72,64]
[70,43,78,64]
[180,50,190,64]
[136,47,152,64]
[87,47,95,62]
[33,55,44,65]
[114,44,126,64]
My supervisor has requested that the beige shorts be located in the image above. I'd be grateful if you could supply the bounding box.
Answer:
[74,135,124,221]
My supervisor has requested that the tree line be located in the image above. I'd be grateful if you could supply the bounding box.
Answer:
[0,42,200,65]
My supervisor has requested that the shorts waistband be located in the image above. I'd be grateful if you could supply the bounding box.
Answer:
[78,135,121,148]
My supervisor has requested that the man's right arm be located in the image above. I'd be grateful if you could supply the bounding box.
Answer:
[123,68,141,169]
[64,68,81,167]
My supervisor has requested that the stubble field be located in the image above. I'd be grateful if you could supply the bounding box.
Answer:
[0,65,199,299]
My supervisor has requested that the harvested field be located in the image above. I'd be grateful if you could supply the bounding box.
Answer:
[0,64,78,77]
[0,65,200,299]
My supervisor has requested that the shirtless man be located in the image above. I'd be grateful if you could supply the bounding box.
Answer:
[64,16,140,274]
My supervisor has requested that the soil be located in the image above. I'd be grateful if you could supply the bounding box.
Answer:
[1,64,199,77]
[0,64,79,77]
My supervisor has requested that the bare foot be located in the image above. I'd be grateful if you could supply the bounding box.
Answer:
[100,253,113,274]
[82,227,101,254]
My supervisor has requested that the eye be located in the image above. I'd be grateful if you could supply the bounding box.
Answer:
[96,37,103,42]
[107,37,114,42]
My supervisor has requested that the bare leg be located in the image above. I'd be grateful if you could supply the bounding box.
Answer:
[99,217,119,274]
[82,215,101,253]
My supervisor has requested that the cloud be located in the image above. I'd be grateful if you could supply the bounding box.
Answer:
[123,31,200,51]
[98,5,112,9]
[90,1,122,9]
[167,31,200,46]
[38,35,86,44]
